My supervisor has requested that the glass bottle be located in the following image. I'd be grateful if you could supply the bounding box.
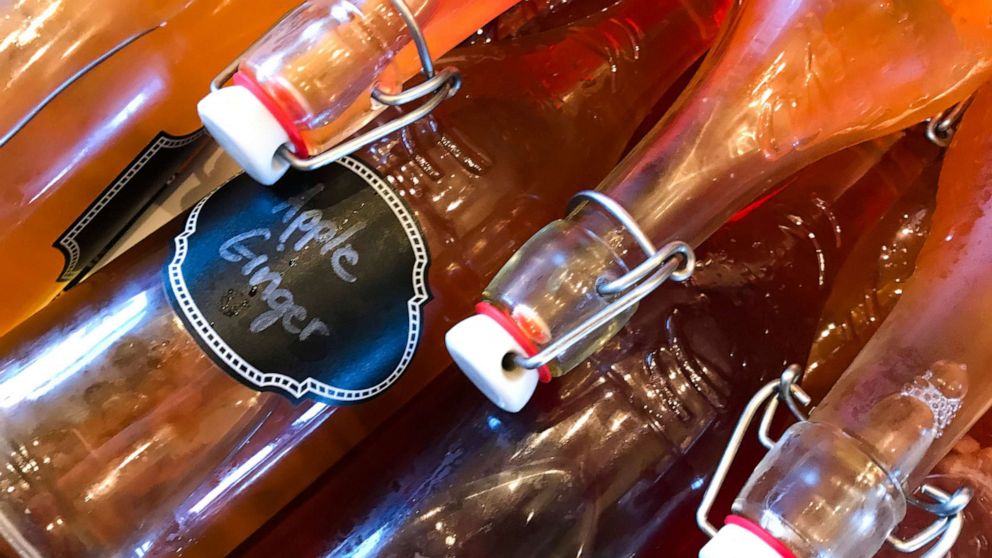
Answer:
[802,150,941,400]
[198,0,521,184]
[0,0,303,336]
[232,131,941,558]
[0,0,186,133]
[462,0,621,46]
[0,2,726,556]
[797,136,992,558]
[446,0,992,412]
[703,85,992,558]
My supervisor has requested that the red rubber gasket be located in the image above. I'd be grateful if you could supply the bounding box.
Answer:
[475,302,553,383]
[725,516,798,558]
[232,72,310,157]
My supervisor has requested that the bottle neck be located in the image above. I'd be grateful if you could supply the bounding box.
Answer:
[578,70,770,251]
[559,0,992,255]
[808,91,992,484]
[735,421,906,558]
[504,0,728,139]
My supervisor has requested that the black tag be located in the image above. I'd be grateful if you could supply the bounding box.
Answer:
[165,157,431,404]
[55,130,206,285]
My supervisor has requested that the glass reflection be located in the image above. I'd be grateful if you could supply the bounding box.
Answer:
[0,291,148,408]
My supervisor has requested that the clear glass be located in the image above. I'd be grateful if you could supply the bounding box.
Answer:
[484,219,632,376]
[812,86,992,485]
[0,2,720,555]
[462,0,623,46]
[0,0,303,335]
[803,144,941,400]
[240,0,521,154]
[733,422,906,558]
[799,134,991,558]
[0,0,188,139]
[0,281,272,557]
[729,86,992,557]
[474,0,992,378]
[234,132,937,558]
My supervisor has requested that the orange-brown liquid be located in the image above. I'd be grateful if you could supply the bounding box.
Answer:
[584,0,992,250]
[232,132,942,558]
[802,96,992,557]
[802,152,941,400]
[805,87,992,487]
[462,0,992,383]
[0,0,303,335]
[0,2,725,556]
[462,0,623,46]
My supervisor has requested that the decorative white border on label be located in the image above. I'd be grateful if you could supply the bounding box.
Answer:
[167,156,430,402]
[57,130,205,281]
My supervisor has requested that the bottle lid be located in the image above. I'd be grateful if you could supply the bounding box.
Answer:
[198,85,291,185]
[700,517,796,558]
[445,312,540,413]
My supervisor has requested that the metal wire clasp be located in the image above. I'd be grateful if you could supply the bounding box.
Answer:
[696,366,973,558]
[926,96,974,147]
[511,191,696,371]
[210,0,461,172]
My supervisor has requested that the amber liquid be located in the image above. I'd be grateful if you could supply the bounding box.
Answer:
[802,145,942,400]
[576,0,992,252]
[0,0,303,335]
[798,116,992,558]
[461,0,622,46]
[457,0,992,386]
[231,133,940,558]
[0,2,724,556]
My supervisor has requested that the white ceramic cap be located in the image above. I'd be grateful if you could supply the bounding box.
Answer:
[446,314,539,413]
[198,85,291,185]
[699,524,784,558]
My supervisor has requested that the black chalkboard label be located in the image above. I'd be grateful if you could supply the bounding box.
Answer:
[165,157,431,404]
[56,130,206,285]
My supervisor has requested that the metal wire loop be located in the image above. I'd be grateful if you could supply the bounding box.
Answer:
[909,484,973,518]
[696,365,971,557]
[371,68,461,106]
[568,191,657,256]
[208,0,460,172]
[926,96,974,147]
[696,365,807,537]
[278,68,460,171]
[510,238,694,371]
[567,189,694,295]
[888,484,973,556]
[598,241,694,296]
[510,191,695,372]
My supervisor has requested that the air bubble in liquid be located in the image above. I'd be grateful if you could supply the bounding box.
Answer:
[901,361,967,436]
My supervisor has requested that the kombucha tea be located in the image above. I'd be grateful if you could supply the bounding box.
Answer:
[233,132,941,558]
[708,86,992,558]
[447,0,992,410]
[0,2,725,555]
[0,0,302,334]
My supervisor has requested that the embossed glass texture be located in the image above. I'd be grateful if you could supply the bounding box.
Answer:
[234,131,943,558]
[731,87,992,558]
[0,2,723,555]
[474,0,992,378]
